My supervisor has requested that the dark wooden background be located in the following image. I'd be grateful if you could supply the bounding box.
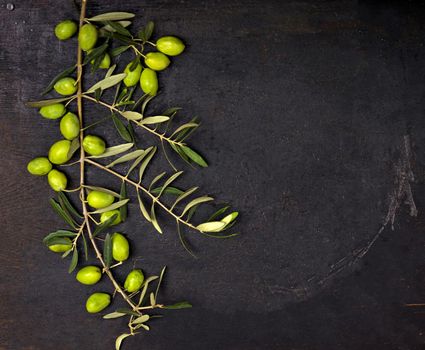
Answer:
[2,0,425,349]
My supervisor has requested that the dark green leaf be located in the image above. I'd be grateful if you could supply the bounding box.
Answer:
[149,172,166,191]
[150,186,183,196]
[111,45,131,57]
[42,65,76,95]
[180,145,208,167]
[138,147,156,182]
[207,206,230,222]
[49,199,77,228]
[58,192,83,219]
[44,236,74,246]
[43,230,77,245]
[112,32,136,45]
[119,181,127,221]
[104,233,112,268]
[155,266,166,299]
[162,107,181,116]
[171,186,198,211]
[93,213,119,237]
[112,114,133,142]
[67,138,80,159]
[150,205,162,234]
[129,55,141,71]
[83,42,109,65]
[163,301,192,309]
[137,21,154,42]
[68,249,78,273]
[26,97,73,108]
[186,204,199,222]
[81,232,88,261]
[104,20,132,37]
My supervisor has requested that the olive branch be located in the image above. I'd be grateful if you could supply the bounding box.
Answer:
[26,0,238,349]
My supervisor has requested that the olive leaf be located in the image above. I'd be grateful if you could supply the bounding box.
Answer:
[112,114,133,142]
[87,12,135,22]
[88,142,134,158]
[42,65,76,95]
[50,198,77,229]
[90,199,129,214]
[162,106,182,117]
[81,232,88,261]
[84,185,120,198]
[150,204,162,234]
[138,147,156,182]
[86,73,127,93]
[221,212,239,225]
[138,116,170,125]
[110,45,131,57]
[115,333,132,350]
[137,21,154,42]
[103,20,132,37]
[103,311,127,319]
[196,221,226,232]
[137,190,151,222]
[171,187,199,211]
[149,172,166,191]
[43,230,77,245]
[26,97,73,108]
[67,138,80,159]
[68,248,78,273]
[121,111,143,121]
[138,275,159,306]
[83,42,109,65]
[170,122,199,139]
[207,206,230,222]
[44,236,74,247]
[126,149,151,176]
[101,21,132,33]
[155,171,183,198]
[150,292,156,306]
[93,213,119,237]
[132,315,150,324]
[163,301,192,309]
[103,233,113,268]
[58,192,83,219]
[106,149,145,168]
[150,186,183,196]
[155,266,167,300]
[115,308,140,316]
[180,145,208,167]
[119,182,127,221]
[134,323,150,331]
[180,196,214,217]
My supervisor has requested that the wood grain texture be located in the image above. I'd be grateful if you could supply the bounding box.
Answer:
[1,0,425,349]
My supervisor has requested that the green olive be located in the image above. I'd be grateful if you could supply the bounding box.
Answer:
[54,20,78,40]
[111,232,129,262]
[76,266,102,285]
[123,62,143,87]
[27,157,52,176]
[100,209,121,226]
[144,52,170,71]
[54,77,77,96]
[124,269,144,292]
[49,237,72,253]
[156,36,185,56]
[82,135,106,156]
[78,24,98,51]
[39,103,66,120]
[85,292,111,313]
[47,169,68,192]
[87,190,115,209]
[48,140,71,165]
[60,112,80,140]
[90,52,111,69]
[140,68,158,96]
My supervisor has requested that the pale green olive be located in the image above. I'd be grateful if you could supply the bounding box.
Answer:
[76,266,102,285]
[47,169,68,192]
[49,237,72,253]
[156,36,185,56]
[54,20,78,40]
[140,68,158,96]
[39,103,66,120]
[90,52,111,69]
[144,52,170,71]
[85,292,111,313]
[123,62,142,87]
[82,135,105,156]
[48,140,71,165]
[54,77,77,95]
[27,157,52,176]
[60,112,80,140]
[100,209,121,226]
[87,190,114,209]
[124,269,144,292]
[78,24,98,51]
[111,232,129,262]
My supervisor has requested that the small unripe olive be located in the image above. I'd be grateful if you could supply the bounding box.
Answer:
[111,232,129,262]
[39,103,66,120]
[47,169,68,192]
[144,52,170,71]
[78,24,98,51]
[54,77,77,96]
[90,52,111,69]
[27,157,52,176]
[48,139,71,165]
[140,68,158,96]
[49,237,72,253]
[85,292,111,313]
[60,112,80,140]
[123,62,142,87]
[156,36,185,56]
[100,209,121,226]
[76,266,102,285]
[54,20,78,40]
[82,135,106,156]
[124,269,144,292]
[87,190,114,209]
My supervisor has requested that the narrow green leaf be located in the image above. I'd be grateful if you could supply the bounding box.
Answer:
[137,21,154,42]
[112,114,133,142]
[138,116,170,125]
[115,333,132,350]
[207,206,230,222]
[138,147,156,182]
[121,111,143,121]
[119,182,127,221]
[170,123,198,139]
[81,232,88,261]
[86,73,127,93]
[137,190,151,222]
[221,212,239,225]
[171,187,199,210]
[170,143,191,164]
[104,233,112,268]
[163,301,192,309]
[49,199,77,228]
[162,107,182,116]
[90,199,129,214]
[57,192,82,219]
[26,97,73,108]
[138,276,159,306]
[134,323,150,331]
[89,142,134,159]
[155,266,166,300]
[150,205,162,234]
[88,12,135,22]
[84,186,120,198]
[150,292,156,306]
[196,221,227,232]
[141,94,155,116]
[180,196,213,217]
[149,172,166,191]
[115,308,140,316]
[103,312,127,319]
[180,145,208,167]
[105,64,116,78]
[101,21,132,33]
[151,186,183,196]
[110,45,131,57]
[155,171,183,198]
[106,149,145,168]
[93,213,118,237]
[187,204,199,221]
[83,42,109,65]
[132,315,150,324]
[42,65,76,95]
[104,20,132,37]
[67,138,80,159]
[129,55,141,71]
[44,236,74,246]
[43,230,77,244]
[68,249,78,273]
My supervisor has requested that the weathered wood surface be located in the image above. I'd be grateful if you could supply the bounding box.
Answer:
[1,0,425,349]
